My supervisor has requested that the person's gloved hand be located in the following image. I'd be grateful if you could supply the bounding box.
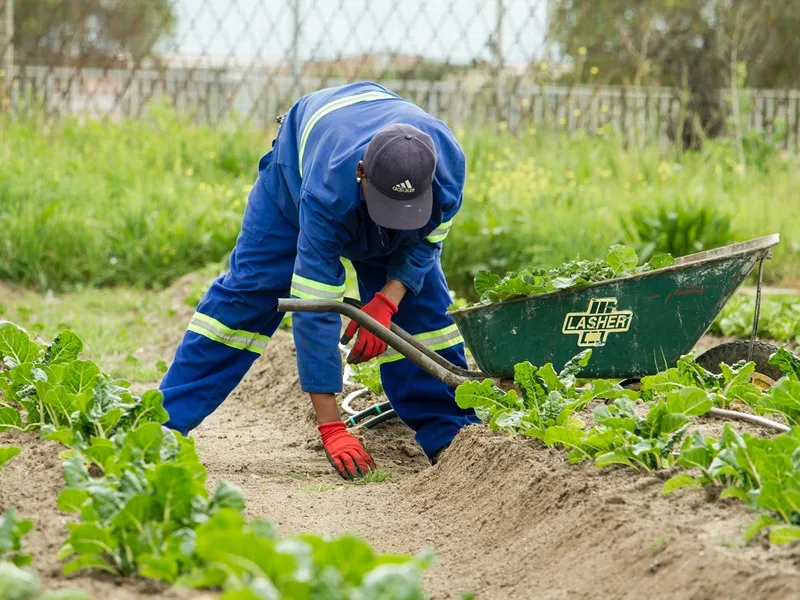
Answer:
[318,421,375,479]
[341,292,398,364]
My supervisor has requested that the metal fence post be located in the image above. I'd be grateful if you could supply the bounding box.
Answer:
[1,0,12,108]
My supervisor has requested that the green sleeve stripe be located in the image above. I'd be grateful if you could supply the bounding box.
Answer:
[426,233,449,244]
[426,218,455,244]
[376,324,463,365]
[291,273,346,294]
[299,91,396,177]
[290,286,344,302]
[192,312,270,344]
[188,316,269,355]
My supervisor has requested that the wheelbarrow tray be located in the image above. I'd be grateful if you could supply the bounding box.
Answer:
[449,234,780,379]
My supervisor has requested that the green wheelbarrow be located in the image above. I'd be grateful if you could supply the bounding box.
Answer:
[278,234,787,431]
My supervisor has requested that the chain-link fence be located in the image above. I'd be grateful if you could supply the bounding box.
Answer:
[1,0,799,149]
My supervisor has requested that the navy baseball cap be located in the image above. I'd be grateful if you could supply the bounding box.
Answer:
[363,123,437,231]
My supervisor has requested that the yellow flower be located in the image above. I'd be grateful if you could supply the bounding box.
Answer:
[578,46,587,56]
[600,105,609,114]
[539,61,548,71]
[574,108,582,117]
[567,171,575,180]
[590,66,599,76]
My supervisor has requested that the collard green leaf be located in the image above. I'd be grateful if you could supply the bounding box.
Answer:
[130,390,170,426]
[769,525,800,544]
[62,361,100,395]
[665,387,712,416]
[0,323,40,368]
[606,244,639,275]
[647,253,676,270]
[663,473,700,495]
[44,330,84,365]
[744,515,778,541]
[210,481,246,513]
[138,553,180,583]
[0,561,39,600]
[0,407,24,432]
[57,489,91,514]
[769,348,800,380]
[62,553,117,576]
[757,378,800,425]
[474,270,501,296]
[0,446,21,470]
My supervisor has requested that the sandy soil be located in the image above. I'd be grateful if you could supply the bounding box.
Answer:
[1,280,800,598]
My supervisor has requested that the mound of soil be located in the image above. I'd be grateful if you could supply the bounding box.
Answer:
[2,329,800,599]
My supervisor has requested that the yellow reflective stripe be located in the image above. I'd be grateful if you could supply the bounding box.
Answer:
[188,312,269,355]
[290,274,345,302]
[426,218,455,244]
[299,91,396,177]
[290,274,345,301]
[291,274,345,294]
[376,324,463,365]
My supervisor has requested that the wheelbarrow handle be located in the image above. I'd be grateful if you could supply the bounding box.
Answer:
[277,297,484,389]
[341,298,485,381]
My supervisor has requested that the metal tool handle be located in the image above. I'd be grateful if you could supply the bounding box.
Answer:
[277,297,485,388]
[341,297,485,380]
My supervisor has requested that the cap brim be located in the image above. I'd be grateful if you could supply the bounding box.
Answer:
[365,181,433,231]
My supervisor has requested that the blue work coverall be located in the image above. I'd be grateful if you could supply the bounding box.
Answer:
[160,81,479,459]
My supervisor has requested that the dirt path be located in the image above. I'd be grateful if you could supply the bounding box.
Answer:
[3,327,800,598]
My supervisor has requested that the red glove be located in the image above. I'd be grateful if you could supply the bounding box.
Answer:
[341,292,398,364]
[318,421,375,479]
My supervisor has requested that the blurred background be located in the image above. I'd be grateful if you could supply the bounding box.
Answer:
[1,1,799,365]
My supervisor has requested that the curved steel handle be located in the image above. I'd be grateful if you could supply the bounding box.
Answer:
[277,297,485,388]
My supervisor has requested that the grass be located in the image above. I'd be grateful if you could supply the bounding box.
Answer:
[351,467,394,484]
[0,281,186,383]
[2,106,799,299]
[0,104,265,291]
[446,127,800,298]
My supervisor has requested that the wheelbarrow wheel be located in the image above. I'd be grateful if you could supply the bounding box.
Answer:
[696,340,784,390]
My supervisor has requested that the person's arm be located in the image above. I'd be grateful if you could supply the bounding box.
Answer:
[291,196,374,478]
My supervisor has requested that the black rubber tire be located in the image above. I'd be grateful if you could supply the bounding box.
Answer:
[696,340,785,382]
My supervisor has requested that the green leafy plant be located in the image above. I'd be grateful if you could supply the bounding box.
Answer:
[0,510,33,568]
[0,322,429,595]
[0,323,169,443]
[348,360,384,395]
[0,447,21,470]
[178,509,430,599]
[712,294,800,343]
[456,350,628,440]
[587,387,712,471]
[473,245,674,305]
[621,198,735,262]
[640,354,762,409]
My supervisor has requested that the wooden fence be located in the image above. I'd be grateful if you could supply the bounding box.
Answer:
[5,65,800,150]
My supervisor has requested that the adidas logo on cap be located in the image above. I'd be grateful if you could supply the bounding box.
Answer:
[392,179,415,193]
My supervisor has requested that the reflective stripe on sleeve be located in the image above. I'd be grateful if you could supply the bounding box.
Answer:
[187,312,270,355]
[377,323,463,365]
[290,273,345,302]
[299,91,396,177]
[425,218,454,244]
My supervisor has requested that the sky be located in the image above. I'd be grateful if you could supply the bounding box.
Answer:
[173,0,549,66]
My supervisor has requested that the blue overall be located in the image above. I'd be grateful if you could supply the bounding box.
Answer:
[159,82,479,459]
